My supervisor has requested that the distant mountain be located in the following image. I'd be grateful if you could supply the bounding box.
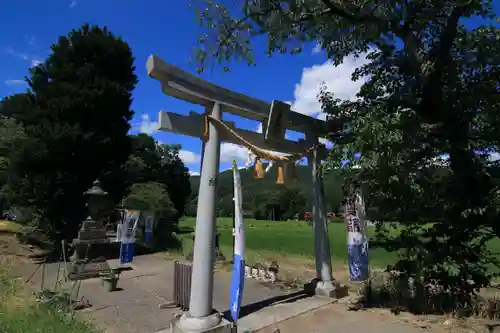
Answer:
[187,164,353,219]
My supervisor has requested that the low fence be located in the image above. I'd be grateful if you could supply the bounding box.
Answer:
[173,261,192,310]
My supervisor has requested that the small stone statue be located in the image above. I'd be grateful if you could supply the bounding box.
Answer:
[268,260,279,283]
[244,265,251,278]
[251,266,259,279]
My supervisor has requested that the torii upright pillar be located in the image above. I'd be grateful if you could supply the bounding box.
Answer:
[306,133,345,297]
[179,102,224,331]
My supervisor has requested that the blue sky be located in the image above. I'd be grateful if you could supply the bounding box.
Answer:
[1,1,498,174]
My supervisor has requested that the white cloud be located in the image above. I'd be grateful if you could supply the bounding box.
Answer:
[256,118,293,140]
[220,143,250,163]
[319,137,333,149]
[290,54,370,118]
[179,150,201,164]
[220,122,295,165]
[256,123,263,134]
[142,55,368,167]
[189,171,200,176]
[139,114,160,135]
[182,144,254,171]
[312,43,322,54]
[4,79,26,86]
[69,0,78,8]
[31,59,42,67]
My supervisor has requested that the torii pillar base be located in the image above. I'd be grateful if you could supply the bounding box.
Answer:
[169,312,231,333]
[304,278,349,298]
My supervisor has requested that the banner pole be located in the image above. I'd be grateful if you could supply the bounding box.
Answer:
[229,160,245,329]
[232,196,236,256]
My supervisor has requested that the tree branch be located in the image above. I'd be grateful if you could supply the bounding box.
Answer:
[419,5,466,122]
[320,0,381,22]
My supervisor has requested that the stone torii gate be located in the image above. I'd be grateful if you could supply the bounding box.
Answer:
[146,55,342,332]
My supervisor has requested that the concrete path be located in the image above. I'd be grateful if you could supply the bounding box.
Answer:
[11,254,178,333]
[10,253,460,333]
[254,302,447,333]
[11,254,297,333]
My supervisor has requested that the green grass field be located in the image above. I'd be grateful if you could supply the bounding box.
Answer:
[179,217,398,268]
[179,217,500,271]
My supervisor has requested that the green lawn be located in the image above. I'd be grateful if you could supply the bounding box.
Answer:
[179,217,500,271]
[179,217,397,268]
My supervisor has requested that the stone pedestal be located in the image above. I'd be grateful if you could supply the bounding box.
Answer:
[168,312,231,333]
[304,278,349,298]
[68,216,111,280]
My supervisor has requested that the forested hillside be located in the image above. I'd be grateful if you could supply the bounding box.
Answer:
[187,164,353,220]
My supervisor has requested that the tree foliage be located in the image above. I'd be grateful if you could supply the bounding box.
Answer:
[0,25,193,251]
[188,164,347,219]
[123,135,191,248]
[123,181,179,249]
[191,0,500,302]
[158,144,192,219]
[2,24,137,241]
[124,182,176,218]
[126,135,192,219]
[0,111,26,212]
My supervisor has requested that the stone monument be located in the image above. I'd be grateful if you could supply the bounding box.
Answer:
[68,179,111,280]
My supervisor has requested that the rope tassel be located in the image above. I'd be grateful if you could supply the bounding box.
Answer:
[276,164,285,185]
[253,158,265,180]
[203,115,210,141]
[284,162,299,183]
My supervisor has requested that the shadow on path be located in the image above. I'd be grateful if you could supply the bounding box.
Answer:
[222,290,312,321]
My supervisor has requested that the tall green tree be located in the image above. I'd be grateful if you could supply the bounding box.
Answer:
[126,134,164,185]
[157,144,192,219]
[0,97,27,213]
[126,135,192,220]
[191,0,500,302]
[123,181,179,249]
[6,24,137,241]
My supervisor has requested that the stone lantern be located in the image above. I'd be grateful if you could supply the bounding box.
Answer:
[68,179,111,280]
[86,179,109,222]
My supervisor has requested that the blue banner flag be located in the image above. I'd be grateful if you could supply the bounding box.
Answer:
[346,193,369,281]
[119,209,140,264]
[229,161,245,322]
[144,213,154,244]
